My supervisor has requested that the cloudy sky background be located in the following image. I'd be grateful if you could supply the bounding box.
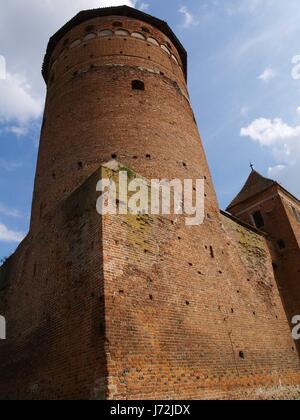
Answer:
[0,0,300,259]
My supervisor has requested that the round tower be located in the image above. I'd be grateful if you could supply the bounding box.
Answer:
[30,6,218,230]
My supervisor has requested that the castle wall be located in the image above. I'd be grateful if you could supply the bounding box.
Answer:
[276,194,300,323]
[282,194,300,248]
[228,186,300,351]
[1,164,300,399]
[0,170,106,400]
[101,167,300,400]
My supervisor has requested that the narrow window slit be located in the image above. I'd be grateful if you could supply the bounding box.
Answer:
[132,80,145,91]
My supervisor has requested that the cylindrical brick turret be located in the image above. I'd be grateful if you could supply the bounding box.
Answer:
[30,6,219,230]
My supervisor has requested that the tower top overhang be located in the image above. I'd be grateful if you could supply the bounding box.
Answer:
[42,5,187,83]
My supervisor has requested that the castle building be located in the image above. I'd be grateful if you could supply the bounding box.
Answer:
[0,6,300,400]
[227,170,300,353]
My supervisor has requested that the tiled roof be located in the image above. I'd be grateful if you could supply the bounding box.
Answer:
[227,170,276,210]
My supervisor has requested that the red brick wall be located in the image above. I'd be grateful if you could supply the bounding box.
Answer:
[1,164,300,399]
[0,171,106,400]
[101,167,300,399]
[228,186,300,353]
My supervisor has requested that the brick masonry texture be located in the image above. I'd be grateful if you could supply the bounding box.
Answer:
[0,170,106,400]
[228,180,300,355]
[0,7,300,400]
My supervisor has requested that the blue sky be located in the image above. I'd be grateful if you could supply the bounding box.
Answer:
[1,0,300,259]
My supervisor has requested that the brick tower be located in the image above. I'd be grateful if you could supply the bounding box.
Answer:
[30,6,219,232]
[1,6,300,400]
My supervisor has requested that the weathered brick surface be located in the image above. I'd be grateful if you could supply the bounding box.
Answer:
[0,7,300,400]
[1,163,300,399]
[0,171,106,400]
[228,182,300,354]
[101,167,300,400]
[30,13,199,231]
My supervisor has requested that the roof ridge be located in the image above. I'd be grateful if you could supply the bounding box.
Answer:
[227,170,276,210]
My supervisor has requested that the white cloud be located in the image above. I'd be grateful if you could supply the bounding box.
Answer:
[268,164,285,174]
[0,73,43,125]
[0,0,137,134]
[139,3,149,12]
[0,203,22,218]
[241,117,300,197]
[217,1,300,68]
[0,159,22,171]
[240,106,249,117]
[0,222,24,243]
[258,68,277,83]
[241,118,300,145]
[5,125,29,137]
[297,107,300,116]
[0,55,6,80]
[225,0,267,16]
[179,6,198,28]
[268,164,300,197]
